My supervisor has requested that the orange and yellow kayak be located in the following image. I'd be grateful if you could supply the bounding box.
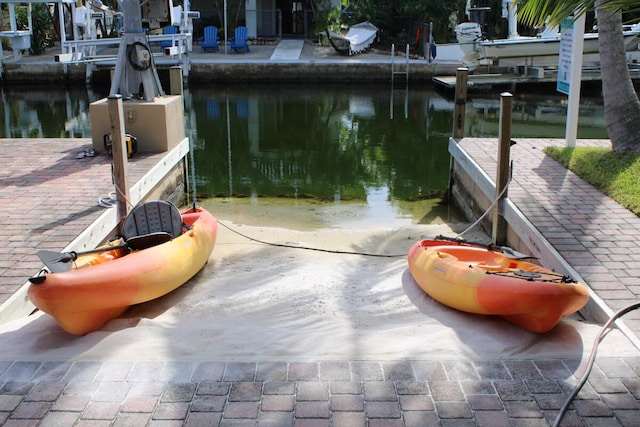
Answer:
[28,207,217,335]
[407,238,589,333]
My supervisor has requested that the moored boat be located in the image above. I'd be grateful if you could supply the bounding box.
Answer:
[407,237,590,333]
[455,1,640,70]
[28,203,218,335]
[325,21,378,56]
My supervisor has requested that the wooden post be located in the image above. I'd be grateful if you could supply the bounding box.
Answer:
[452,67,468,139]
[107,95,130,223]
[492,92,513,246]
[169,66,183,96]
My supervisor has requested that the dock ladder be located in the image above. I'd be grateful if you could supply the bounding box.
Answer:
[391,44,410,83]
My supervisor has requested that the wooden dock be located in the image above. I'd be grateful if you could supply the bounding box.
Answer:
[433,66,640,92]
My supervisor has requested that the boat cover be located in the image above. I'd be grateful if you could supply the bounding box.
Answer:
[331,21,378,55]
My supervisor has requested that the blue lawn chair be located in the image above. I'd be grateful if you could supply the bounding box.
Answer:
[201,26,219,52]
[229,26,250,53]
[160,26,178,49]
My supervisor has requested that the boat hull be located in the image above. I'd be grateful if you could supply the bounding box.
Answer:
[28,207,218,335]
[479,32,640,59]
[407,239,589,333]
[480,35,601,59]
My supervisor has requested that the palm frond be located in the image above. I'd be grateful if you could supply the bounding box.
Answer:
[516,0,640,27]
[515,0,593,27]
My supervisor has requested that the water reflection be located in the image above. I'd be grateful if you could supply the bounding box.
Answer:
[1,84,609,210]
[465,93,608,139]
[188,84,452,203]
[0,86,105,138]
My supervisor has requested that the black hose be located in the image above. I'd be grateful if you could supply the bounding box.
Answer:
[216,220,406,258]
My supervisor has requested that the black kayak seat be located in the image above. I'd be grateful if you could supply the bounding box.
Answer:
[122,200,183,243]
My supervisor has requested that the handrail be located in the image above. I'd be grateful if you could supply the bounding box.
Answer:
[59,33,192,63]
[391,43,410,83]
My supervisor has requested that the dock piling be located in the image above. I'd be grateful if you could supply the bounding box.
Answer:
[169,66,184,95]
[107,94,131,223]
[452,68,468,139]
[492,91,513,246]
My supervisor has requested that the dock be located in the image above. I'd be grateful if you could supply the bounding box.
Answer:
[0,138,189,324]
[1,135,640,425]
[433,65,640,92]
[0,42,461,84]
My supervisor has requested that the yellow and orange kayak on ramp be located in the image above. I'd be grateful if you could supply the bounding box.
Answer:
[407,237,590,333]
[28,206,218,335]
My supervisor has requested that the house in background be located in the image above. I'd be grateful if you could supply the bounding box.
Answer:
[189,0,341,39]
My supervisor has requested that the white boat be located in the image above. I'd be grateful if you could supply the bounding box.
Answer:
[456,0,640,70]
[325,21,378,56]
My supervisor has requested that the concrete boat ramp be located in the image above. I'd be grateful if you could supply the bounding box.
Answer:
[0,134,640,425]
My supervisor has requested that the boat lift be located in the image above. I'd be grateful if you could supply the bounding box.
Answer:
[0,0,198,79]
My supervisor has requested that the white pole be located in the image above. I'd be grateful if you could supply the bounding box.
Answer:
[58,1,67,53]
[565,13,586,147]
[226,97,232,195]
[504,0,518,39]
[224,0,228,55]
[9,4,16,32]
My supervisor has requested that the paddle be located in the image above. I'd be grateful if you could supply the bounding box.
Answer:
[35,232,173,274]
[434,235,535,260]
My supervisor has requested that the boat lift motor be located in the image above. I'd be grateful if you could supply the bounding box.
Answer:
[109,0,167,101]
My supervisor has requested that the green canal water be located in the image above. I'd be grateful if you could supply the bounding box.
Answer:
[0,83,609,228]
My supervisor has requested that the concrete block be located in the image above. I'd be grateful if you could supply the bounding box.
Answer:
[89,95,185,153]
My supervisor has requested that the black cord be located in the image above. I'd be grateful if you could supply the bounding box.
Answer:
[145,32,161,75]
[216,220,406,258]
[126,41,151,71]
[552,301,640,427]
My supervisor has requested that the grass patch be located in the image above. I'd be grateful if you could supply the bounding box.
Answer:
[544,146,640,216]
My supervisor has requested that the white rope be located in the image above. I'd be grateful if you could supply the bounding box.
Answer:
[113,178,134,209]
[98,192,117,208]
[98,163,135,209]
[456,168,512,238]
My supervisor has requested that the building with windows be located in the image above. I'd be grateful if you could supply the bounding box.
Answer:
[189,0,340,40]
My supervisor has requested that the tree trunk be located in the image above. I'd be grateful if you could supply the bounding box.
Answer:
[596,0,640,151]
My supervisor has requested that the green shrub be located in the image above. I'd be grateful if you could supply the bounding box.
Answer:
[15,3,51,55]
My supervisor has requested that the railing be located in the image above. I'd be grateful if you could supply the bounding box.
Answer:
[391,44,410,83]
[59,33,192,63]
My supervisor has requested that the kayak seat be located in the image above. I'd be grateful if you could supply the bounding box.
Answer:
[122,201,183,245]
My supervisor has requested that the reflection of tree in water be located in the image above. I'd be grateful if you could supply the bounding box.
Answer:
[1,85,608,201]
[193,85,453,203]
[0,86,95,139]
[352,95,452,201]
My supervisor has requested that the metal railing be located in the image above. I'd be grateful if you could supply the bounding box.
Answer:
[59,33,192,63]
[391,44,410,82]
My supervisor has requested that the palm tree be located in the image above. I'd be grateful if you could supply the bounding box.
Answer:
[518,0,640,151]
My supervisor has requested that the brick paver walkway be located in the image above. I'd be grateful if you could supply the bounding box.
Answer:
[0,139,166,307]
[2,358,640,426]
[457,138,640,341]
